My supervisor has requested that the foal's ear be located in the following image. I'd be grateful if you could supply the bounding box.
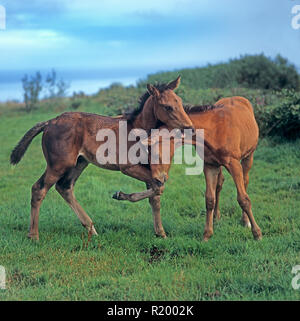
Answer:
[167,76,181,90]
[147,84,160,98]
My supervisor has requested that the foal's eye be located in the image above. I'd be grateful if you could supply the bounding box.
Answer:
[164,105,174,112]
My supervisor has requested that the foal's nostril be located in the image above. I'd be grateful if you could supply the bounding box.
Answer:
[183,126,195,135]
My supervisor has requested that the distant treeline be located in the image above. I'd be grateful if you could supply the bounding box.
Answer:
[14,54,300,140]
[138,54,300,91]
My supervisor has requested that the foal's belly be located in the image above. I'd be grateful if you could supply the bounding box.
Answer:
[80,152,121,171]
[95,163,120,171]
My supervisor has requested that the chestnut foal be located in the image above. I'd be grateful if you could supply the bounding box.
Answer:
[10,77,194,240]
[115,96,262,241]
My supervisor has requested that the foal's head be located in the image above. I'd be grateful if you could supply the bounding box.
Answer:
[144,76,194,132]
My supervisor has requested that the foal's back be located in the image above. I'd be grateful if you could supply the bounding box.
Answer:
[189,96,259,164]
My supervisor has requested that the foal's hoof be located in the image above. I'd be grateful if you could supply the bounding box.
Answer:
[112,191,126,200]
[155,232,167,239]
[253,229,262,241]
[90,225,98,236]
[241,213,251,228]
[27,233,39,241]
[203,231,213,242]
[241,220,251,229]
[112,191,120,200]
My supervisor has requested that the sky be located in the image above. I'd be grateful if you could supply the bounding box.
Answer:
[0,0,299,94]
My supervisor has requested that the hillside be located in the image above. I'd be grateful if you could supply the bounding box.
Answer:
[138,54,300,91]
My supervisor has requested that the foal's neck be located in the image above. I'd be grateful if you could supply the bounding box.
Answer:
[132,97,157,132]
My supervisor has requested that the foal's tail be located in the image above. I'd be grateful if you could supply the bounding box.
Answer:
[10,121,48,165]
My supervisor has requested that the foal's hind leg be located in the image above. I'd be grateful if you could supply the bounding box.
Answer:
[213,168,224,221]
[240,153,254,228]
[226,158,262,240]
[29,168,62,240]
[55,157,98,235]
[203,164,220,241]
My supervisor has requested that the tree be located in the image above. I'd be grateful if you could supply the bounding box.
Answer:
[45,69,70,98]
[22,72,43,112]
[22,69,70,112]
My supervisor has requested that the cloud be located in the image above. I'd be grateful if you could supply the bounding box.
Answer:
[0,0,299,73]
[0,29,69,49]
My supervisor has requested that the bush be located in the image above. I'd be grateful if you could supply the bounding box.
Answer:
[255,89,300,139]
[138,54,300,91]
[94,85,144,115]
[232,54,300,90]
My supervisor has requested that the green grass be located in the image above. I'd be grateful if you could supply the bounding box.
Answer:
[0,106,300,301]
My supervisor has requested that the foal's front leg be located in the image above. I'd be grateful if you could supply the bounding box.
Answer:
[147,183,167,238]
[113,164,163,201]
[113,164,167,238]
[113,189,157,202]
[113,183,166,237]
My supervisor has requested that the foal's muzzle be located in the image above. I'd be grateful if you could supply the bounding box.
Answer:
[182,126,196,136]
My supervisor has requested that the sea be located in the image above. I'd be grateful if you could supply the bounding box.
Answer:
[0,68,152,102]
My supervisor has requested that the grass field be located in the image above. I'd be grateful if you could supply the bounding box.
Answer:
[0,104,300,301]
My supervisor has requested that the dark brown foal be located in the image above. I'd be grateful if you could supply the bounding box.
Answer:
[11,77,194,240]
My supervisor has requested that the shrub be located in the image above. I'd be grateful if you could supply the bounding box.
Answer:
[138,54,300,91]
[232,54,300,90]
[95,85,143,115]
[255,89,300,139]
[69,91,86,110]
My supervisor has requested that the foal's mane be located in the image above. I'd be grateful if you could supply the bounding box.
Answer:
[124,84,224,123]
[183,104,223,114]
[124,83,170,123]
